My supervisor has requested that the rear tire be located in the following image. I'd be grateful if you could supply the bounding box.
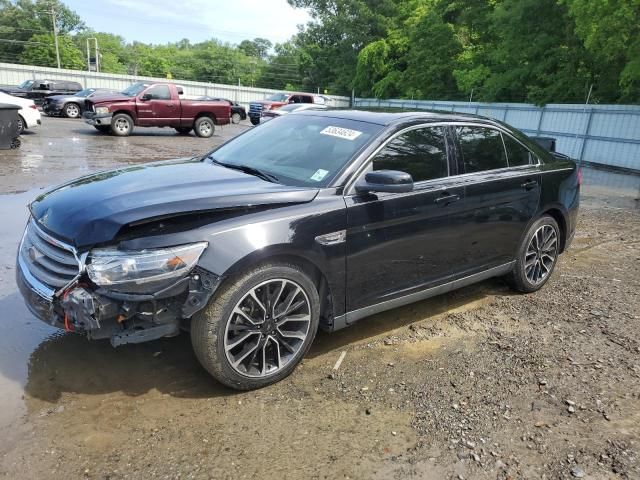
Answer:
[175,127,192,135]
[231,112,241,124]
[194,116,214,138]
[64,102,81,118]
[250,117,260,126]
[505,215,560,293]
[110,113,133,136]
[191,263,320,390]
[17,115,25,135]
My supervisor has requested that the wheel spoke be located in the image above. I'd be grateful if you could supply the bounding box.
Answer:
[225,331,260,351]
[231,340,261,368]
[277,313,311,326]
[249,290,267,315]
[233,307,261,326]
[277,329,306,341]
[270,280,286,317]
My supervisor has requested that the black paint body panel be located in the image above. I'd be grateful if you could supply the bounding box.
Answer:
[24,110,580,329]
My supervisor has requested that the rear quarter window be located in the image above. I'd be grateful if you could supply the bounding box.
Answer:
[503,135,533,167]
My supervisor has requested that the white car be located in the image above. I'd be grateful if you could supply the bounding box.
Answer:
[0,91,41,134]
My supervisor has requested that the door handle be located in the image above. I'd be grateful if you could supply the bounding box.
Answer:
[435,193,460,205]
[520,179,538,190]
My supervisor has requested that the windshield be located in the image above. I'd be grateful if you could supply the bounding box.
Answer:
[75,89,95,97]
[18,80,34,89]
[265,93,289,102]
[121,82,149,97]
[208,115,382,187]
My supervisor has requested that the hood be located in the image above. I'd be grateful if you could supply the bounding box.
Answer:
[45,94,76,102]
[30,158,319,248]
[1,86,26,95]
[89,94,128,104]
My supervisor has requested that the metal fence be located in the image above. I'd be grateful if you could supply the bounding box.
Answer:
[355,98,640,172]
[0,62,351,109]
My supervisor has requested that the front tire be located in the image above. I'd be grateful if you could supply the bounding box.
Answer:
[194,116,214,138]
[191,263,320,390]
[111,113,134,136]
[64,103,81,118]
[506,215,560,293]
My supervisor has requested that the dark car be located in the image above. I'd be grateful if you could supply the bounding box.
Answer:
[1,79,83,106]
[16,110,580,390]
[42,88,121,118]
[200,97,246,124]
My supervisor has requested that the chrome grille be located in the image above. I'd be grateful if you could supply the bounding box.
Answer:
[249,103,263,115]
[19,219,80,296]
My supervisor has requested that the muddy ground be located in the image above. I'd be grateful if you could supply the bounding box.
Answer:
[0,117,639,479]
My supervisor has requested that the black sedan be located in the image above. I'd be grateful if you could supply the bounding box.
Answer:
[197,97,246,124]
[16,110,580,390]
[42,88,121,118]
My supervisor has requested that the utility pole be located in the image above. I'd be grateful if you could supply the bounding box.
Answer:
[51,5,61,68]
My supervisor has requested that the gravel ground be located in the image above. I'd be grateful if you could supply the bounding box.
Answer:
[0,116,639,479]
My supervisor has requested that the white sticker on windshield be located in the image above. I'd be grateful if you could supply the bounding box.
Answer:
[310,169,329,182]
[320,126,363,141]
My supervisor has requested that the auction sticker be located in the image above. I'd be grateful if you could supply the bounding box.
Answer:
[310,169,329,182]
[320,126,363,140]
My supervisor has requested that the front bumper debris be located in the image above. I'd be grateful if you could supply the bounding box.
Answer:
[17,255,220,346]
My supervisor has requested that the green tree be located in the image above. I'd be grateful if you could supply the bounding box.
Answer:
[20,32,84,69]
[562,0,640,102]
[0,0,84,63]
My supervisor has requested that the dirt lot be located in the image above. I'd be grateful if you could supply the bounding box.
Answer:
[0,117,639,480]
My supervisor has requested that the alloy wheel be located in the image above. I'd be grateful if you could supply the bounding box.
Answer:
[65,104,79,118]
[525,224,558,284]
[231,113,241,124]
[224,279,311,378]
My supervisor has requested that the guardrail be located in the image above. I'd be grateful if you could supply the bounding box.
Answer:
[354,98,640,172]
[0,62,351,109]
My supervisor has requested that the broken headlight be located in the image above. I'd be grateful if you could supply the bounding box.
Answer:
[87,242,208,292]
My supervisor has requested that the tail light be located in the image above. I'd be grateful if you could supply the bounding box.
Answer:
[577,168,583,186]
[30,104,38,109]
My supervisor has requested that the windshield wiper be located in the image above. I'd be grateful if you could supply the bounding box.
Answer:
[210,159,279,183]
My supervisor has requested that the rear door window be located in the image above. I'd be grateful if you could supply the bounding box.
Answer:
[455,126,508,173]
[503,135,533,167]
[372,127,449,183]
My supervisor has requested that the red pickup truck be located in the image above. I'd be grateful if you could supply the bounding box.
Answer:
[83,82,231,137]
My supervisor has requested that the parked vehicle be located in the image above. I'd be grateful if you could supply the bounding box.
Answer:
[0,91,41,134]
[201,98,246,124]
[248,92,327,125]
[82,82,231,137]
[42,88,121,118]
[16,110,580,390]
[0,79,83,105]
[261,103,328,122]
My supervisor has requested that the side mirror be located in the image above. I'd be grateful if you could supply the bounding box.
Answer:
[355,170,414,194]
[140,93,152,101]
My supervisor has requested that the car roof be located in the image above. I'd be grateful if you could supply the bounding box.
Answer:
[295,108,500,127]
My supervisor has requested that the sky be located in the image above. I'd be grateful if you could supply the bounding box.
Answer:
[62,0,312,46]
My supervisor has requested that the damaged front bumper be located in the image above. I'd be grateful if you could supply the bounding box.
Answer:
[83,111,112,126]
[17,258,220,346]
